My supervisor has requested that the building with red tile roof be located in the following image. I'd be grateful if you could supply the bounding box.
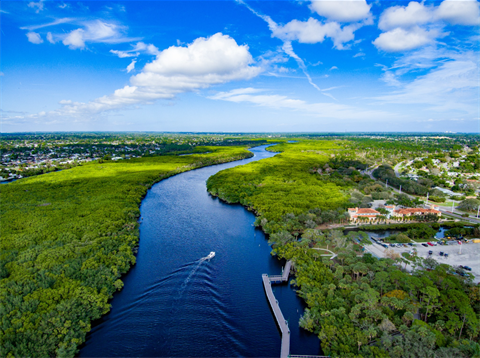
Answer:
[348,207,381,221]
[389,204,441,218]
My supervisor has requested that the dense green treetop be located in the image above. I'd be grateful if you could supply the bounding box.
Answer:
[0,146,252,357]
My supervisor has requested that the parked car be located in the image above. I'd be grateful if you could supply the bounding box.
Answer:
[408,243,414,246]
[427,242,434,246]
[439,252,444,256]
[444,253,449,258]
[432,242,438,246]
[390,244,395,247]
[458,241,462,245]
[422,243,429,247]
[463,266,472,271]
[428,250,433,255]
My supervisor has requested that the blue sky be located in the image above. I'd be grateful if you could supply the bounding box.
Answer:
[1,0,479,133]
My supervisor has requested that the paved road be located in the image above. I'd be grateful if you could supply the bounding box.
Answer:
[436,208,480,223]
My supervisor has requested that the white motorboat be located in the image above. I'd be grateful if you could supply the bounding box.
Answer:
[206,252,215,260]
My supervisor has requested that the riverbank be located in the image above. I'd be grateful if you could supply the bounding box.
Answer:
[205,140,480,357]
[0,146,254,357]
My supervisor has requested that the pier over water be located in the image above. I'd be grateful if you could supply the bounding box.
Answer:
[262,261,330,358]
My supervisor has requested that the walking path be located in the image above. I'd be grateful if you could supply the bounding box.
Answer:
[262,261,330,358]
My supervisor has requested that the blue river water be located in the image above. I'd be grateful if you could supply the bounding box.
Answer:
[80,145,321,357]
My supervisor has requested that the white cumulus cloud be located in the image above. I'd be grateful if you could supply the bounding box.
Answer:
[436,0,480,26]
[136,33,260,84]
[373,27,440,52]
[12,33,262,121]
[379,1,435,31]
[272,18,360,49]
[63,28,85,49]
[26,32,43,44]
[309,0,372,22]
[375,0,480,52]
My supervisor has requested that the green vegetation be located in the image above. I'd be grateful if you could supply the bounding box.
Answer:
[2,132,480,357]
[207,138,480,357]
[0,132,268,180]
[383,233,411,243]
[275,237,479,357]
[207,140,351,234]
[0,146,252,357]
[458,198,480,212]
[373,164,430,196]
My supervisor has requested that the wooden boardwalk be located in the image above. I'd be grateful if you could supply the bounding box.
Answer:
[268,260,292,283]
[262,274,290,358]
[263,261,330,358]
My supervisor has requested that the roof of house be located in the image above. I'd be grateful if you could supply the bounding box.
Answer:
[357,208,380,214]
[395,208,441,215]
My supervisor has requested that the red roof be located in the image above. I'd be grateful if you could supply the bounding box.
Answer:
[357,208,380,214]
[395,208,441,215]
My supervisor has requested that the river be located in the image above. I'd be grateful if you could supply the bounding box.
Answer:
[80,145,321,357]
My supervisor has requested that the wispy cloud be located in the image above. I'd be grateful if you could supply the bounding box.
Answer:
[374,49,479,116]
[20,17,142,50]
[209,88,394,121]
[110,42,160,58]
[20,18,74,31]
[61,20,142,49]
[238,0,326,94]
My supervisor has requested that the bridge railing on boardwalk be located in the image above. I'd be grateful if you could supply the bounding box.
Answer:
[263,261,329,358]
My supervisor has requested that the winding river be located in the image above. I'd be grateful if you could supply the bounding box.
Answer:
[80,145,321,357]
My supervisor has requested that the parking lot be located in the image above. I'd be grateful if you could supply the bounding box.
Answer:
[364,240,480,283]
